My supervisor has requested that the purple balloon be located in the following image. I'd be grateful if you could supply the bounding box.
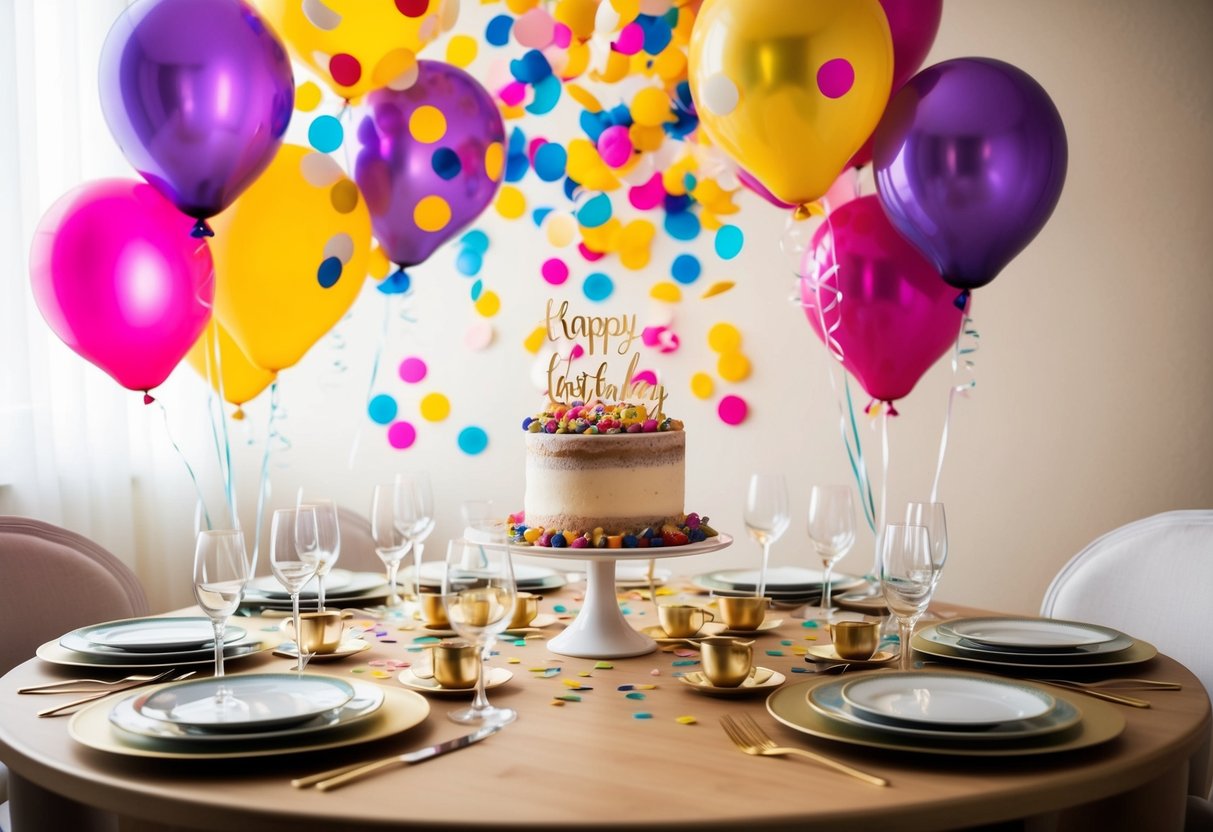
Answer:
[874,58,1068,296]
[354,61,505,269]
[99,0,294,236]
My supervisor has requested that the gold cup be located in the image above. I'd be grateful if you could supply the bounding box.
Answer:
[419,592,449,628]
[717,595,769,631]
[415,640,480,689]
[658,603,715,638]
[699,637,755,687]
[832,620,880,660]
[284,610,346,655]
[508,591,540,629]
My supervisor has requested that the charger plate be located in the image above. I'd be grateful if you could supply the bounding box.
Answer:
[913,626,1157,670]
[767,676,1123,757]
[939,618,1120,651]
[36,637,270,670]
[135,674,356,730]
[77,618,245,653]
[61,623,250,660]
[70,683,428,760]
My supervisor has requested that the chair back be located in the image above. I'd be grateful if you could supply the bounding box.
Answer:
[336,505,383,573]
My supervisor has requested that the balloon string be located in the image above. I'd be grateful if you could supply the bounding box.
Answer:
[157,402,211,532]
[349,294,392,470]
[201,324,238,529]
[929,309,980,503]
[251,380,280,576]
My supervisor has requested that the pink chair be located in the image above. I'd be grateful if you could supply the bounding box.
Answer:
[336,505,382,574]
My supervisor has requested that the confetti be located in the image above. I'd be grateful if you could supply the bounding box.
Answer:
[717,351,751,382]
[707,323,742,353]
[625,692,646,700]
[765,650,785,657]
[387,421,417,450]
[717,395,748,426]
[671,253,701,284]
[368,394,398,425]
[594,661,614,670]
[419,392,450,422]
[714,224,744,260]
[675,716,697,725]
[457,426,489,455]
[672,659,699,666]
[582,272,614,302]
[689,373,713,400]
[555,694,582,702]
[633,712,653,720]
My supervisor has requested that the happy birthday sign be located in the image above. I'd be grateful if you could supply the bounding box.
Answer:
[543,299,667,415]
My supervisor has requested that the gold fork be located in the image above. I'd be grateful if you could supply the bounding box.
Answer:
[720,713,888,787]
[19,671,167,694]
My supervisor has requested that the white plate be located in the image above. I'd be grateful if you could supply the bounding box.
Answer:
[110,680,384,743]
[245,570,382,600]
[134,673,356,731]
[703,566,844,590]
[940,617,1122,651]
[840,672,1055,729]
[64,619,245,657]
[36,637,269,670]
[915,625,1146,667]
[678,667,785,696]
[397,666,513,696]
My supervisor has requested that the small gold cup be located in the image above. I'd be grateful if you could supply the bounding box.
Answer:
[717,595,769,631]
[699,637,754,687]
[284,610,346,655]
[419,592,449,628]
[414,640,480,689]
[832,620,880,660]
[658,603,715,638]
[508,591,540,629]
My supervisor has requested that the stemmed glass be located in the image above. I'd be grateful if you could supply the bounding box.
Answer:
[442,538,517,726]
[271,507,321,672]
[371,483,413,610]
[905,501,947,600]
[395,474,435,612]
[808,485,857,622]
[880,523,935,671]
[743,474,790,599]
[192,529,251,707]
[297,495,341,612]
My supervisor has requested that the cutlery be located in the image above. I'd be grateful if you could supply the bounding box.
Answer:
[37,670,196,717]
[720,713,888,787]
[291,724,502,791]
[19,670,170,694]
[1034,677,1181,692]
[1031,680,1151,708]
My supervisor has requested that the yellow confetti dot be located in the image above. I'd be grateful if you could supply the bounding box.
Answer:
[554,0,597,40]
[592,49,631,83]
[675,715,697,725]
[562,678,583,688]
[485,142,504,181]
[413,195,450,232]
[474,290,501,318]
[579,217,621,253]
[563,41,590,77]
[550,699,566,707]
[619,246,650,271]
[690,372,714,400]
[507,657,521,664]
[609,0,640,23]
[718,351,751,382]
[629,123,665,153]
[368,246,390,280]
[409,105,446,144]
[295,81,322,112]
[631,87,673,127]
[653,46,687,82]
[545,213,578,248]
[507,0,540,13]
[707,322,742,354]
[565,83,602,113]
[649,282,681,303]
[371,670,392,679]
[578,671,592,677]
[566,139,619,191]
[499,102,526,121]
[701,281,735,299]
[620,219,655,249]
[523,326,547,354]
[495,185,526,219]
[445,34,478,68]
[419,392,451,422]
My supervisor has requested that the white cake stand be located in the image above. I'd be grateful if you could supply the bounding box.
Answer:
[516,533,733,658]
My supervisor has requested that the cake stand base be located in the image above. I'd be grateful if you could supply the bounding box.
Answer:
[546,560,656,658]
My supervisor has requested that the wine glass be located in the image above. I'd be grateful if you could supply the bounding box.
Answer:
[395,474,434,612]
[442,538,517,726]
[297,495,341,612]
[808,485,857,622]
[905,501,948,593]
[743,474,790,599]
[271,508,320,672]
[192,529,251,707]
[371,483,413,611]
[880,523,935,671]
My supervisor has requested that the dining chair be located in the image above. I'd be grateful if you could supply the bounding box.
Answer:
[336,505,382,573]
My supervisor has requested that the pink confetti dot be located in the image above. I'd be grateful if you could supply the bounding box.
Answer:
[817,58,855,99]
[614,22,644,55]
[541,257,570,285]
[632,369,658,386]
[464,321,494,351]
[597,125,633,168]
[717,395,748,426]
[641,326,664,347]
[553,23,572,49]
[399,356,427,383]
[387,420,417,449]
[527,137,548,163]
[578,242,605,262]
[499,81,527,107]
[514,7,556,49]
[569,344,585,360]
[628,173,665,210]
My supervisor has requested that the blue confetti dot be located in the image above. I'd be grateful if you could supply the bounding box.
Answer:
[640,15,672,55]
[671,254,701,284]
[505,153,529,183]
[457,426,488,455]
[431,147,461,180]
[508,126,527,155]
[715,224,744,260]
[367,394,397,425]
[460,230,489,253]
[470,279,483,301]
[456,249,482,277]
[577,193,612,229]
[563,176,581,201]
[485,14,513,46]
[579,109,608,142]
[317,256,342,288]
[664,211,700,241]
[532,207,552,227]
[533,142,567,181]
[510,50,552,83]
[583,272,614,302]
[307,115,343,153]
[377,269,411,295]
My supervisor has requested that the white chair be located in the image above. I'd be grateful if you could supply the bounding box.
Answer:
[1041,509,1213,811]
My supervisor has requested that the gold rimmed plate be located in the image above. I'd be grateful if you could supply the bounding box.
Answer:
[806,645,898,666]
[679,667,785,696]
[397,666,513,696]
[639,623,727,643]
[717,618,783,636]
[913,626,1157,670]
[36,637,271,670]
[272,639,372,662]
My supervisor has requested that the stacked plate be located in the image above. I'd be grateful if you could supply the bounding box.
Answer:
[69,673,429,760]
[37,616,268,670]
[912,617,1157,670]
[242,569,389,611]
[692,566,864,605]
[406,561,569,593]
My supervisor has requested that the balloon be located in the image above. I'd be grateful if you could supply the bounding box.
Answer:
[848,0,943,168]
[252,0,453,103]
[736,169,797,210]
[688,0,893,207]
[874,58,1068,298]
[800,195,963,404]
[186,320,276,408]
[28,180,214,397]
[354,60,505,269]
[211,145,372,372]
[99,0,295,236]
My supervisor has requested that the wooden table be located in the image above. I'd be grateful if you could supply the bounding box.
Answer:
[1,583,1209,832]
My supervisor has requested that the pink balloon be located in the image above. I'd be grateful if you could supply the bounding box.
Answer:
[800,195,962,404]
[29,179,214,396]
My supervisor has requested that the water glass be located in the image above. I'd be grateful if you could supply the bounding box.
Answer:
[905,501,948,591]
[272,508,320,672]
[808,485,856,621]
[395,474,434,611]
[880,523,935,671]
[192,529,250,707]
[298,494,341,612]
[370,483,413,610]
[743,474,790,599]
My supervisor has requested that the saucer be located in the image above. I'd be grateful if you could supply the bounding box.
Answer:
[640,622,727,643]
[806,644,898,666]
[718,618,783,636]
[272,639,372,662]
[504,613,560,634]
[397,666,513,696]
[678,667,786,696]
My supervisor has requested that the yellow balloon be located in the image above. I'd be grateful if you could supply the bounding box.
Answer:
[186,320,277,407]
[252,0,451,102]
[211,145,371,372]
[689,0,893,206]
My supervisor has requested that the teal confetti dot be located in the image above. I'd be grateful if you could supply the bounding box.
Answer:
[413,636,441,644]
[577,193,612,228]
[625,692,646,700]
[432,147,461,180]
[317,257,342,288]
[470,279,484,301]
[532,207,553,226]
[802,620,819,628]
[765,650,785,657]
[308,115,343,153]
[670,253,701,284]
[714,224,744,259]
[780,639,793,646]
[526,74,562,115]
[456,249,482,276]
[583,272,614,302]
[460,230,489,253]
[671,659,699,666]
[457,426,488,455]
[664,210,700,241]
[633,712,653,720]
[367,394,398,425]
[513,639,527,646]
[553,605,567,613]
[791,666,811,674]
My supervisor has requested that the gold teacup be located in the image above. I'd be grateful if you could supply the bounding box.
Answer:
[414,640,480,689]
[508,591,540,629]
[284,610,346,655]
[419,592,449,628]
[832,620,880,660]
[699,636,754,687]
[657,603,715,638]
[717,595,769,631]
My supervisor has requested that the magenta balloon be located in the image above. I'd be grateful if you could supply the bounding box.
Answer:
[800,195,963,404]
[354,61,505,269]
[29,180,214,395]
[874,58,1068,295]
[99,0,294,235]
[737,168,797,210]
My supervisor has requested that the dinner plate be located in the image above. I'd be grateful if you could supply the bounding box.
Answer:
[110,680,384,743]
[245,571,384,600]
[839,672,1055,728]
[134,673,356,731]
[407,561,560,586]
[694,566,864,594]
[912,625,1157,670]
[80,618,246,652]
[61,623,252,660]
[272,639,372,662]
[678,667,785,696]
[397,666,513,696]
[939,618,1122,651]
[807,676,1082,741]
[70,683,428,760]
[246,568,356,597]
[240,587,390,612]
[767,677,1125,757]
[37,636,270,669]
